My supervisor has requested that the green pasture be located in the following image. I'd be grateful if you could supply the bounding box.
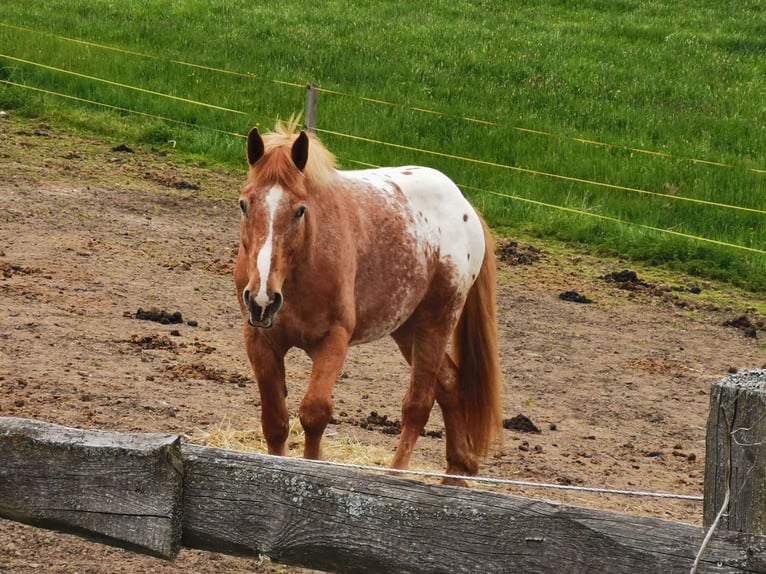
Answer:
[1,0,764,290]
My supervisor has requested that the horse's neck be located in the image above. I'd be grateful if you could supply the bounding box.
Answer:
[302,176,361,266]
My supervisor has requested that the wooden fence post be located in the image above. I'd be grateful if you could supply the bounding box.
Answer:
[0,417,183,559]
[704,369,766,534]
[305,84,318,133]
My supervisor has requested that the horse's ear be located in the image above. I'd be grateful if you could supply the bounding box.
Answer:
[291,131,309,171]
[247,127,265,166]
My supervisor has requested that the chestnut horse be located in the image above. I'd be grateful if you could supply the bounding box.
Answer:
[234,121,503,484]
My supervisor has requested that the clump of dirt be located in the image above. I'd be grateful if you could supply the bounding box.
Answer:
[135,307,184,324]
[146,171,201,190]
[518,441,544,454]
[111,144,134,153]
[497,240,543,265]
[353,411,443,439]
[359,411,401,435]
[0,261,39,278]
[603,269,650,291]
[127,333,177,350]
[204,257,236,275]
[503,414,541,434]
[182,340,216,355]
[602,270,708,310]
[723,314,763,338]
[559,290,593,304]
[168,362,251,387]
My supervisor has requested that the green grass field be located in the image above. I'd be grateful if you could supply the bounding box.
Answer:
[1,1,764,290]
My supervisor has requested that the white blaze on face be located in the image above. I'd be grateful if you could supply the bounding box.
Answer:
[254,186,284,308]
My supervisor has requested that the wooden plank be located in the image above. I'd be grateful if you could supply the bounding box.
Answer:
[0,416,183,559]
[182,444,766,574]
[705,369,766,534]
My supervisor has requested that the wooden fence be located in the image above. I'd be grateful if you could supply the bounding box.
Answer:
[2,371,766,573]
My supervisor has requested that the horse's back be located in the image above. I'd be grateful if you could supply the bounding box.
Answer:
[343,166,485,283]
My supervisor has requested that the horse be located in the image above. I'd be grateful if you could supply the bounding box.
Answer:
[234,120,504,485]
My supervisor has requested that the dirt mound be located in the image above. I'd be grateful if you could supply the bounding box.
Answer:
[723,314,764,338]
[135,307,184,324]
[497,240,543,265]
[602,269,650,290]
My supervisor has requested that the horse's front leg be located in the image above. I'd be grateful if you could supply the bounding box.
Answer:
[244,326,289,455]
[301,326,350,460]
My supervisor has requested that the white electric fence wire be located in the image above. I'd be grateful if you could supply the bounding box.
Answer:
[301,457,703,501]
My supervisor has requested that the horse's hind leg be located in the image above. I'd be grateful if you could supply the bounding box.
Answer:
[434,354,477,486]
[389,322,441,473]
[392,327,476,487]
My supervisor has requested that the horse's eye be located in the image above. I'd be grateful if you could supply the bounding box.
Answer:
[294,205,306,219]
[239,198,247,215]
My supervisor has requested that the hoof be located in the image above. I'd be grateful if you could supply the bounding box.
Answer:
[441,476,469,487]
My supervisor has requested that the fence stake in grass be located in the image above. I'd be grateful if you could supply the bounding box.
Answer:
[304,84,318,133]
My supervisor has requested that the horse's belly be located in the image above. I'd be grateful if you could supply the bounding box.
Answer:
[350,260,431,345]
[350,312,412,346]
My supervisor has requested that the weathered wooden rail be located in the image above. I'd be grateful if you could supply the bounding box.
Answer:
[2,371,766,573]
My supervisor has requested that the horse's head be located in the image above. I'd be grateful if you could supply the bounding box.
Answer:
[237,127,310,328]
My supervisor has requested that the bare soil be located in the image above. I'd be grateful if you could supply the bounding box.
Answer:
[1,116,764,573]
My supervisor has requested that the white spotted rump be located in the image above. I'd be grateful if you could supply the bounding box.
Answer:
[343,166,485,293]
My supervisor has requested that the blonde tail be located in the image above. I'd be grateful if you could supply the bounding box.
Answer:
[452,215,504,456]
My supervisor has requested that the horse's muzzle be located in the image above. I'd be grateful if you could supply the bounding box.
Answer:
[244,290,283,328]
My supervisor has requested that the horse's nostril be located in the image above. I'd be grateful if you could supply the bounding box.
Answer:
[273,292,283,310]
[243,289,251,304]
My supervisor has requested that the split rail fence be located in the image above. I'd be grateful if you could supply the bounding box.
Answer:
[2,370,766,573]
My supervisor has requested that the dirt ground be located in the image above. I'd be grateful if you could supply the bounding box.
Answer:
[1,116,765,573]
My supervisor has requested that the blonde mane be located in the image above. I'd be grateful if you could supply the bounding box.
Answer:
[259,117,338,192]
